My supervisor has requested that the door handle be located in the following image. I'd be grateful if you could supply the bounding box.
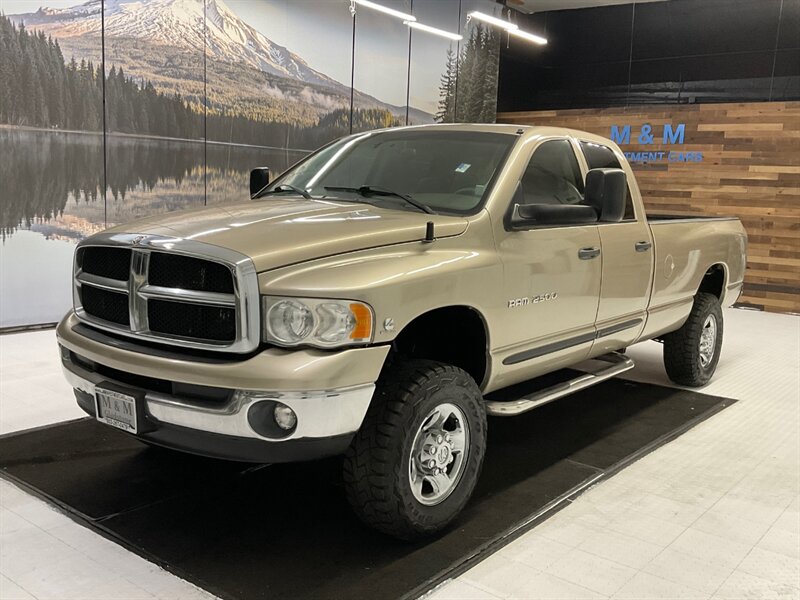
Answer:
[578,247,601,260]
[635,241,652,252]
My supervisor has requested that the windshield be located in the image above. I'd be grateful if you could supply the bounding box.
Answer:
[265,129,516,214]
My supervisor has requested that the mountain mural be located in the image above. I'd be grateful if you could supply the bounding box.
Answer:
[8,0,434,133]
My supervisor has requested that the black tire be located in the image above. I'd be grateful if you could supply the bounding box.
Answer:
[343,359,487,540]
[663,292,723,387]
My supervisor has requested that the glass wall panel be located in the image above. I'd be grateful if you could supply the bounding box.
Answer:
[408,0,461,124]
[352,0,414,133]
[454,0,502,123]
[103,0,207,228]
[204,0,351,206]
[1,4,105,327]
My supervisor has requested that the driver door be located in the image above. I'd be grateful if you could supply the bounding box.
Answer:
[492,138,602,389]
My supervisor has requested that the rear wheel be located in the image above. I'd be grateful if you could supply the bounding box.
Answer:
[343,359,487,540]
[663,292,723,387]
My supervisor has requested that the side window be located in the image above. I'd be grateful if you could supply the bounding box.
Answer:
[579,141,635,220]
[520,140,584,206]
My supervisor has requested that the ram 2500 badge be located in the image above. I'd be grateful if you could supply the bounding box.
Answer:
[58,124,747,539]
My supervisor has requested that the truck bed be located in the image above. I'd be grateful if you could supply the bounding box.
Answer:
[644,216,747,339]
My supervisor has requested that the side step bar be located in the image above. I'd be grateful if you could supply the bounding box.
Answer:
[485,352,635,417]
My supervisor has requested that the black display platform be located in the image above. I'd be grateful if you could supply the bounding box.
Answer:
[0,377,733,600]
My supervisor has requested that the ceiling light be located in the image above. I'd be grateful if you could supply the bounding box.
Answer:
[467,11,518,31]
[467,10,547,46]
[404,21,463,41]
[509,28,547,45]
[354,0,415,22]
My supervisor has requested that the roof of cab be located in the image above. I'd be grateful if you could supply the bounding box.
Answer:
[376,122,616,145]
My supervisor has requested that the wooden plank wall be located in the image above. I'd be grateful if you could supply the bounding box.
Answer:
[497,101,800,314]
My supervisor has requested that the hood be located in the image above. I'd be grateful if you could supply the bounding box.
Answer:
[104,197,469,272]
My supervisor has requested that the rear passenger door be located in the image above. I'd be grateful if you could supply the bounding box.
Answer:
[577,140,654,352]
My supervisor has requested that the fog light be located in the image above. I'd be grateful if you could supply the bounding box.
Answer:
[273,403,297,431]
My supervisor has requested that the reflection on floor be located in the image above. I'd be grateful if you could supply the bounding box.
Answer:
[1,307,798,600]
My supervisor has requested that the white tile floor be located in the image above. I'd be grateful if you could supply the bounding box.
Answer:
[1,307,798,600]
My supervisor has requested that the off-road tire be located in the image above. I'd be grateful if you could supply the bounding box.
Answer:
[343,359,487,540]
[663,292,723,387]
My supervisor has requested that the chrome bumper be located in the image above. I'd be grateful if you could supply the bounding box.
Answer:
[62,350,375,444]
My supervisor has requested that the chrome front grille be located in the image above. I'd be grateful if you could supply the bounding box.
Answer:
[148,253,235,294]
[73,233,260,353]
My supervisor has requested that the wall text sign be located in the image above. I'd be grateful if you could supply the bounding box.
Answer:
[610,123,703,163]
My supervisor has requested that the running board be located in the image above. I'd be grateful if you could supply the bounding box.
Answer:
[485,352,635,417]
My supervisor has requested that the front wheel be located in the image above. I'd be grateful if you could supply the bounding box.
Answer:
[343,360,487,540]
[663,292,723,387]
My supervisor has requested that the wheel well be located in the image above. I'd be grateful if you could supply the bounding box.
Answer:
[391,306,488,385]
[698,264,725,299]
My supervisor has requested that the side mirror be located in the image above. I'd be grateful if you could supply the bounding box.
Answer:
[584,168,626,222]
[250,167,271,198]
[508,182,598,228]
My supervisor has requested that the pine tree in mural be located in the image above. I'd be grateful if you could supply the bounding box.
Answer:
[0,16,192,136]
[479,26,500,122]
[435,23,500,124]
[436,47,458,123]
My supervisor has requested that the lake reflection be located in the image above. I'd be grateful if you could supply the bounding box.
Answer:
[0,128,308,328]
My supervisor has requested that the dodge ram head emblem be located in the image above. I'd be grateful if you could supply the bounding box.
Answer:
[132,235,145,245]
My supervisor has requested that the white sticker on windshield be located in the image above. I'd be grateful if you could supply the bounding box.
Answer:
[455,163,471,173]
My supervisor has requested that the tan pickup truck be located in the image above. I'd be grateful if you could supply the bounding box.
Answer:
[57,124,747,539]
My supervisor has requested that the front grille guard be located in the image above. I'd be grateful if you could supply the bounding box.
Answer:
[73,232,261,353]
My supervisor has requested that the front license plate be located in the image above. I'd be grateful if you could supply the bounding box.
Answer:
[96,388,138,433]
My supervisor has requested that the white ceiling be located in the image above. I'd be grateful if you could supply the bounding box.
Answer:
[508,0,667,14]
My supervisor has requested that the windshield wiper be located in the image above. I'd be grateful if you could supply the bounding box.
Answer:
[255,184,312,200]
[324,185,434,214]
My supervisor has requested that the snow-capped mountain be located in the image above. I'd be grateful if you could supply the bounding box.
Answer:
[11,0,347,93]
[9,0,434,123]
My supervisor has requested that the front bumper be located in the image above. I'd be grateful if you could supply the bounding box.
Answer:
[57,312,389,462]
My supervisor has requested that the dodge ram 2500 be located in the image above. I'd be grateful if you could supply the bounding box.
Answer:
[58,124,747,539]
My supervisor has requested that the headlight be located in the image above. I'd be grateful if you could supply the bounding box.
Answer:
[262,297,373,348]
